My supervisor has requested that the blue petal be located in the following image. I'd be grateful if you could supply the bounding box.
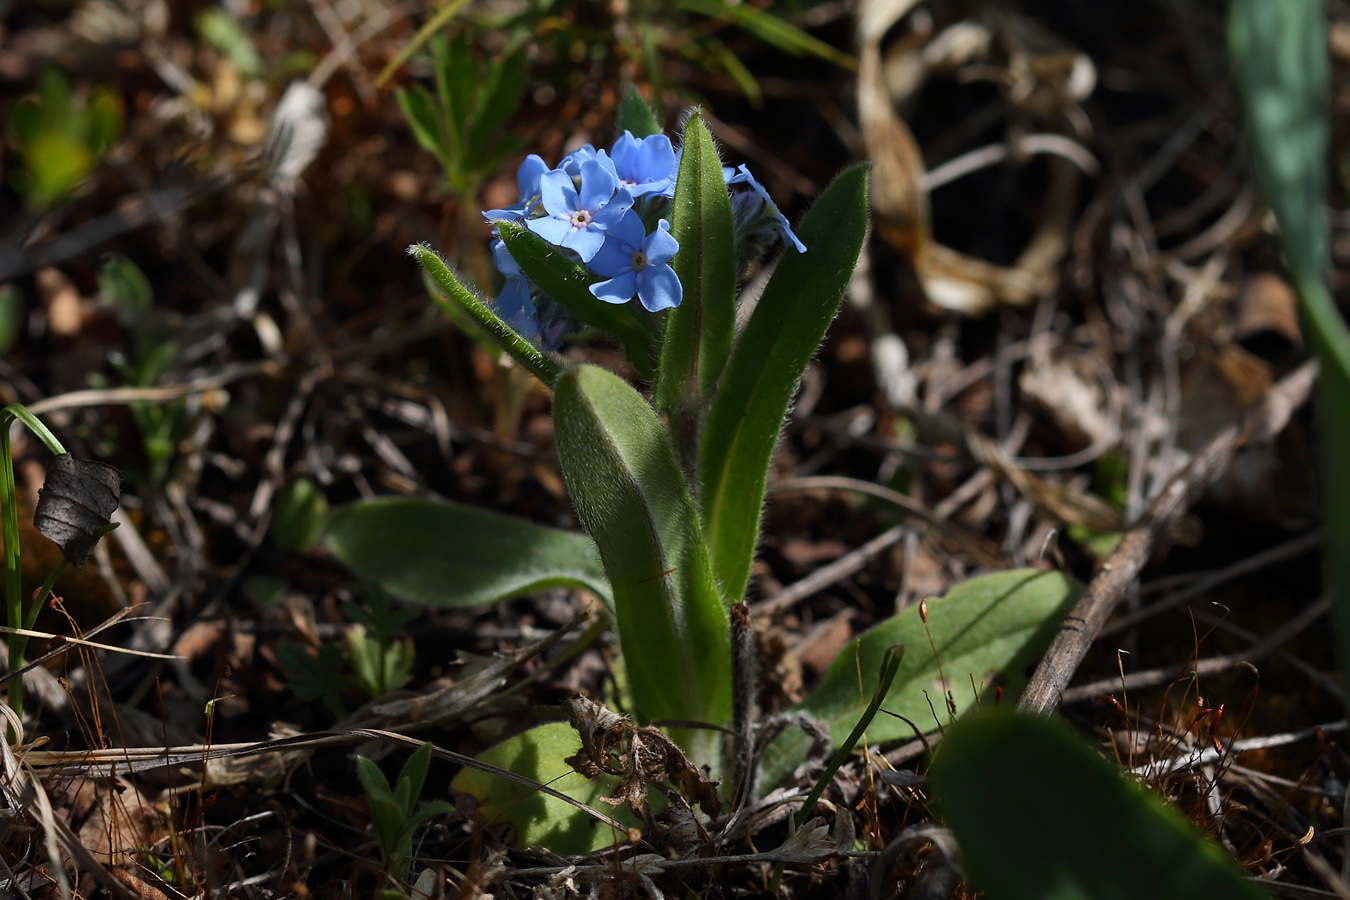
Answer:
[590,271,639,305]
[517,154,549,201]
[590,187,635,229]
[495,276,538,339]
[538,169,578,217]
[735,165,806,253]
[643,219,679,266]
[561,225,605,262]
[637,264,682,312]
[527,215,574,246]
[491,238,521,277]
[577,159,620,211]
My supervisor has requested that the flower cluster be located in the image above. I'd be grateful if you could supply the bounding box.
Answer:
[485,130,806,345]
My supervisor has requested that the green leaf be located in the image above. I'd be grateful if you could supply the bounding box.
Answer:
[761,569,1079,789]
[325,497,613,610]
[678,0,857,71]
[554,364,730,729]
[617,85,661,139]
[396,742,434,815]
[0,286,24,355]
[654,111,736,453]
[452,722,643,855]
[396,86,448,168]
[411,243,564,385]
[195,8,263,79]
[698,165,868,603]
[470,48,527,165]
[929,710,1270,900]
[496,221,659,378]
[98,254,153,322]
[269,477,328,553]
[1229,0,1350,686]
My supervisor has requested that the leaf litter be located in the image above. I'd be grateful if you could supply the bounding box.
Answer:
[0,0,1346,896]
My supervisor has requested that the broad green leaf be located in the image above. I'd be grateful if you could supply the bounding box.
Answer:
[655,111,736,454]
[396,86,448,168]
[761,569,1078,789]
[698,166,868,603]
[452,722,643,854]
[618,85,661,139]
[929,710,1270,900]
[496,221,659,378]
[411,243,564,385]
[554,364,730,730]
[325,497,613,610]
[1230,0,1350,682]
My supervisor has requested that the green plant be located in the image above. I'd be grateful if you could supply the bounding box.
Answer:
[327,92,1079,851]
[928,710,1269,900]
[0,405,120,729]
[99,254,188,486]
[6,69,123,209]
[1229,0,1350,693]
[355,742,453,897]
[344,584,417,700]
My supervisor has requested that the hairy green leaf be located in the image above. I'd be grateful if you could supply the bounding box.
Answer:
[452,723,643,855]
[618,85,662,139]
[655,111,736,456]
[325,497,612,610]
[761,569,1078,789]
[930,710,1270,900]
[554,364,730,729]
[698,166,868,602]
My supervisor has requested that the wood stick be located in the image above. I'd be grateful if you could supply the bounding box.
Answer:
[1019,359,1319,715]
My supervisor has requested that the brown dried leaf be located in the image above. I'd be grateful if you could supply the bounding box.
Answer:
[33,455,121,569]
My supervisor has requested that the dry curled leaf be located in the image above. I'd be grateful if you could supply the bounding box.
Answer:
[33,454,121,569]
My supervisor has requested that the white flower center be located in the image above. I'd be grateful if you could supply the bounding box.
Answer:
[570,210,594,228]
[630,250,648,271]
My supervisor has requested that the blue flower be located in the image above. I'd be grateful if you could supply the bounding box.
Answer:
[560,144,611,178]
[729,164,807,253]
[490,238,539,339]
[527,159,633,262]
[588,212,682,312]
[484,154,549,221]
[610,131,677,198]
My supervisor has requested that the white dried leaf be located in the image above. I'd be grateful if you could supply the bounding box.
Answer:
[266,81,328,192]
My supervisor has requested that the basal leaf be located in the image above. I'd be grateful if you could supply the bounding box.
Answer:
[929,710,1270,900]
[452,722,643,854]
[325,497,613,610]
[396,86,447,167]
[698,166,868,603]
[761,569,1078,789]
[554,364,730,731]
[655,111,736,453]
[496,221,659,378]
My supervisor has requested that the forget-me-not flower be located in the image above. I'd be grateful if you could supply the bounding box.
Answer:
[528,159,633,263]
[484,154,549,221]
[610,131,677,198]
[588,212,682,312]
[729,164,807,253]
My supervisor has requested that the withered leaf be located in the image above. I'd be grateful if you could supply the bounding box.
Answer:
[33,454,121,569]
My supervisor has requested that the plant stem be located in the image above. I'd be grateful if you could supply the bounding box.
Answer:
[0,405,67,736]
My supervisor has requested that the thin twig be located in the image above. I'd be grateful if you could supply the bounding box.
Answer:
[1018,359,1318,715]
